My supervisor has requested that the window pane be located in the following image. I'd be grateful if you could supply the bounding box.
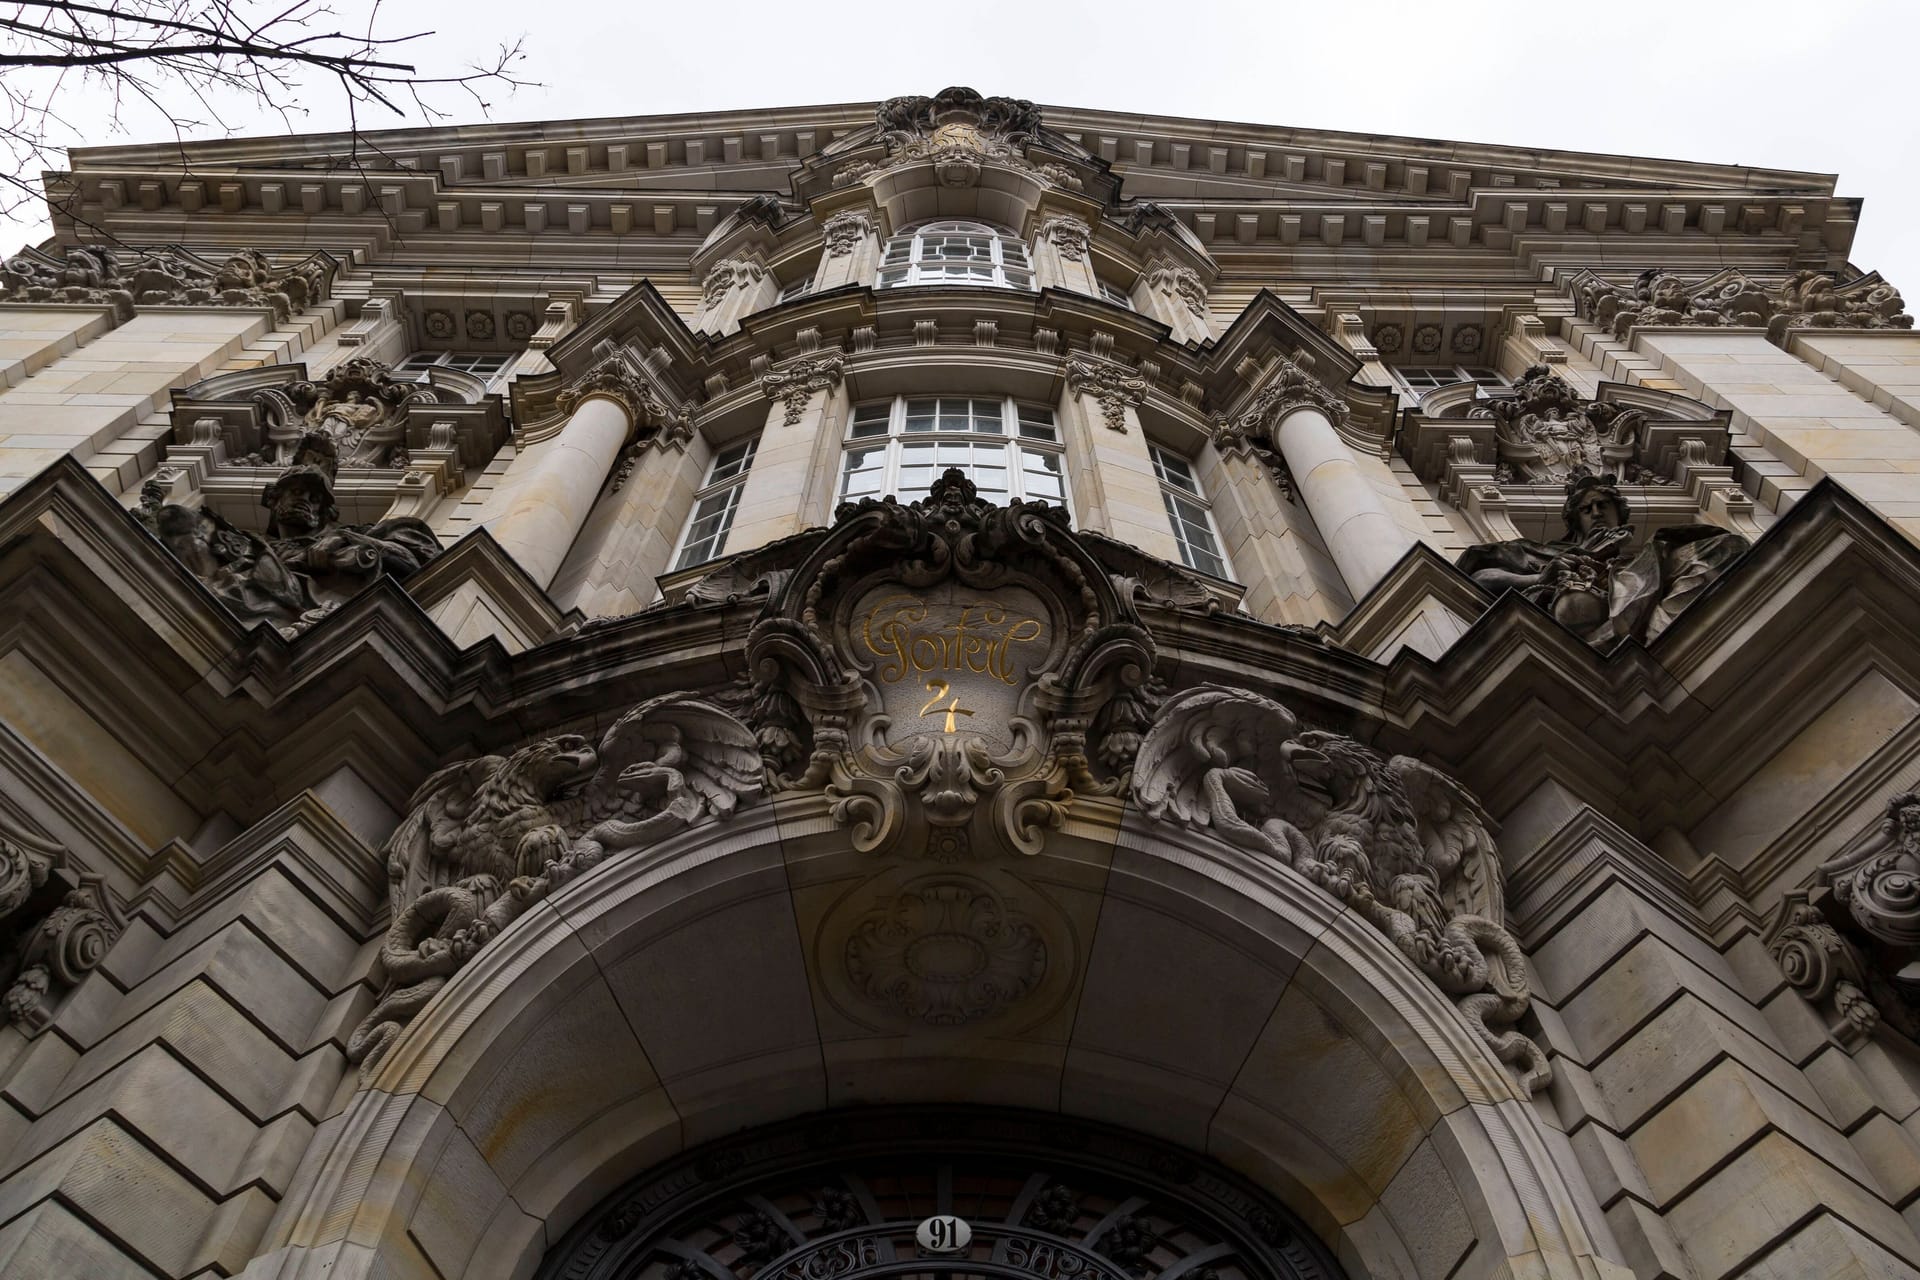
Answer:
[674,486,744,571]
[904,400,937,433]
[1020,448,1065,500]
[971,399,1005,433]
[1017,406,1057,441]
[839,446,886,499]
[850,404,891,439]
[707,437,758,484]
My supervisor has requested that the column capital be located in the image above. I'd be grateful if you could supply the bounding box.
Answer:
[1064,356,1148,432]
[555,358,664,430]
[1224,356,1349,449]
[760,354,846,426]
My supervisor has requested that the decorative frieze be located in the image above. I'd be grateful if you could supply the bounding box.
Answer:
[760,354,846,426]
[1065,357,1148,431]
[0,243,331,321]
[1576,267,1911,343]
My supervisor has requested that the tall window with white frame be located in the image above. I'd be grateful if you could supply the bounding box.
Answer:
[671,437,759,571]
[1150,444,1232,580]
[875,221,1035,291]
[839,397,1066,507]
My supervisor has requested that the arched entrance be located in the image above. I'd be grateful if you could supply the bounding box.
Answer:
[541,1108,1346,1280]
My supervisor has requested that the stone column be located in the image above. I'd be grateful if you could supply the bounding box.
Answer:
[813,210,881,292]
[695,255,776,336]
[1201,441,1352,624]
[1031,215,1098,296]
[1234,360,1414,601]
[485,361,653,589]
[1134,260,1214,344]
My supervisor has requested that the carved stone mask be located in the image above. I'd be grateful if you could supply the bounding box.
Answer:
[265,472,334,537]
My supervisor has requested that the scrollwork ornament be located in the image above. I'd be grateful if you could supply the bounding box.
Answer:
[702,256,769,308]
[761,355,847,426]
[1236,357,1349,438]
[1144,263,1207,316]
[555,359,662,428]
[1821,792,1920,951]
[1766,893,1879,1049]
[4,885,123,1032]
[1578,267,1912,343]
[844,877,1047,1025]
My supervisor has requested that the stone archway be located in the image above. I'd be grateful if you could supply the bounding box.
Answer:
[236,801,1630,1280]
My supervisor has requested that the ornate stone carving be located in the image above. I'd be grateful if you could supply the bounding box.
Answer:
[1219,357,1349,450]
[1476,365,1640,486]
[245,356,433,468]
[1821,792,1920,953]
[1130,684,1550,1093]
[1143,263,1206,317]
[556,358,666,426]
[1577,267,1912,343]
[760,355,847,426]
[1036,215,1092,262]
[347,694,765,1076]
[1457,469,1748,647]
[702,256,769,308]
[1065,358,1148,432]
[137,432,442,638]
[1766,892,1879,1049]
[0,244,330,321]
[0,820,122,1033]
[822,210,874,257]
[834,86,1082,192]
[845,877,1047,1025]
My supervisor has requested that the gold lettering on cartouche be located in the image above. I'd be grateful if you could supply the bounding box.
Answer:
[918,680,975,733]
[861,596,1044,686]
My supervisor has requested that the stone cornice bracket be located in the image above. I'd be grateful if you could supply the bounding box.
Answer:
[1065,357,1149,432]
[0,817,123,1034]
[1331,312,1379,361]
[1820,790,1920,953]
[760,354,847,426]
[822,210,875,257]
[1766,890,1879,1051]
[1035,214,1092,262]
[529,293,585,350]
[555,358,664,436]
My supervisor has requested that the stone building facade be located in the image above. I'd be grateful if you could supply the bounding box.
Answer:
[0,88,1918,1279]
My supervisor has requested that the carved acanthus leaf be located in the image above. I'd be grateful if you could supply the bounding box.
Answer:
[1036,215,1092,262]
[1766,892,1879,1049]
[555,359,666,428]
[822,210,874,257]
[1143,263,1207,316]
[0,821,122,1033]
[1230,357,1349,446]
[702,256,770,308]
[1821,791,1920,954]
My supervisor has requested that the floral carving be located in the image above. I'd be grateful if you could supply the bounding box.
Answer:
[845,878,1047,1025]
[0,244,329,321]
[1131,684,1550,1092]
[1766,893,1878,1049]
[0,820,121,1034]
[761,355,846,426]
[1578,267,1912,343]
[1065,357,1148,432]
[347,694,765,1077]
[1216,357,1349,455]
[822,210,874,257]
[1143,263,1206,316]
[1037,215,1092,262]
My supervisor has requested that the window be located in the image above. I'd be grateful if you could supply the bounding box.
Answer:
[778,277,813,303]
[876,221,1034,291]
[671,437,759,570]
[1098,280,1135,310]
[394,351,514,382]
[1151,444,1231,580]
[839,397,1066,508]
[1390,365,1508,397]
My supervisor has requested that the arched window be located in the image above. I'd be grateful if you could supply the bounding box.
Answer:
[876,220,1034,290]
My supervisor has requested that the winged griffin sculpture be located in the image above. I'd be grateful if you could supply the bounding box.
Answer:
[347,695,763,1075]
[1133,685,1549,1092]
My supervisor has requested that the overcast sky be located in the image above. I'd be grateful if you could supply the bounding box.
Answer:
[9,0,1918,289]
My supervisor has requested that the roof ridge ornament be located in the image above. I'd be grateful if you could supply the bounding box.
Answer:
[834,87,1081,192]
[1576,267,1911,344]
